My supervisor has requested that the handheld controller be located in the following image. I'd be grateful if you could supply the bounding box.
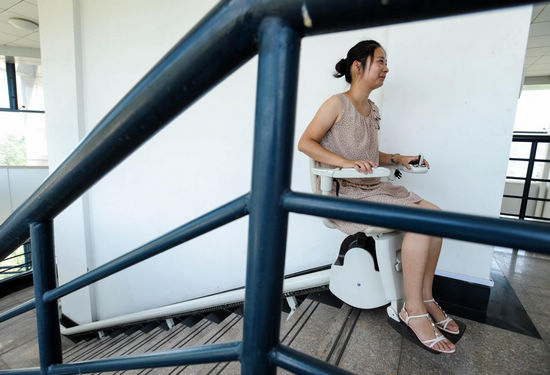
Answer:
[402,153,428,174]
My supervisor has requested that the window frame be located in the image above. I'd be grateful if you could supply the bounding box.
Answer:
[1,59,45,114]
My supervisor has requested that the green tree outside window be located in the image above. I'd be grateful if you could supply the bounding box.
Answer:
[0,135,26,166]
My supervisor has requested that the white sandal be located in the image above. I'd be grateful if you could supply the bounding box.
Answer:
[399,304,456,354]
[424,298,460,335]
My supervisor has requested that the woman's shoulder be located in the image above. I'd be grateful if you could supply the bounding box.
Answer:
[324,93,346,109]
[315,93,346,124]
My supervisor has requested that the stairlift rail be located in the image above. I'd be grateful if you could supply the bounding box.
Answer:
[59,270,330,336]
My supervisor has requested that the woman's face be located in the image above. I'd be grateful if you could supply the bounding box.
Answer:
[355,47,389,89]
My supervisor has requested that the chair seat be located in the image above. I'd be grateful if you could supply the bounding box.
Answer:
[364,226,395,236]
[322,219,395,236]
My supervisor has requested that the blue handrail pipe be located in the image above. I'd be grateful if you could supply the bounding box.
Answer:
[0,1,547,374]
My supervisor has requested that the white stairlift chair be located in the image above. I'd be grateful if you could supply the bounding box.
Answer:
[310,159,427,322]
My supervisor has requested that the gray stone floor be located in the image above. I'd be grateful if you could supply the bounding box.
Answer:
[0,248,549,374]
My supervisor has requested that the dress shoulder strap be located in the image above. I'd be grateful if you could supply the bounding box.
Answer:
[337,92,353,116]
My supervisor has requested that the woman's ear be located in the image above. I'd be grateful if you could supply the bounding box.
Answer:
[354,61,361,71]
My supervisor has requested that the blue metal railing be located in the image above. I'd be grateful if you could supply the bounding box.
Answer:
[502,134,550,222]
[0,1,548,374]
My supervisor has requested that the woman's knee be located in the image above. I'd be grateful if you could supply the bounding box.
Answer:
[403,231,432,247]
[415,200,441,211]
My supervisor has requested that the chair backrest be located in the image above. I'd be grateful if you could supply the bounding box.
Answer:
[309,158,318,195]
[309,158,337,229]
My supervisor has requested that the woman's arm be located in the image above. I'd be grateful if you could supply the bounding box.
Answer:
[298,96,378,173]
[379,151,430,169]
[298,96,345,166]
[379,151,393,166]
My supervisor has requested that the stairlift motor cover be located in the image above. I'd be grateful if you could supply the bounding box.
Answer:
[329,247,388,309]
[329,231,405,310]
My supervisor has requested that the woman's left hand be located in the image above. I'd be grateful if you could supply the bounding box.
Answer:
[398,155,430,170]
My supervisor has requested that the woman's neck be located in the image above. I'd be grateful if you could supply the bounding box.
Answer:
[347,84,372,106]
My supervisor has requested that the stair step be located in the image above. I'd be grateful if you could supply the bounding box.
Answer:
[62,326,126,359]
[179,308,244,374]
[277,299,343,375]
[213,301,319,375]
[90,324,171,375]
[62,337,99,360]
[58,292,355,374]
[63,327,127,362]
[84,323,160,375]
[62,334,101,358]
[125,317,215,375]
[118,319,199,375]
[65,327,138,363]
[140,311,242,375]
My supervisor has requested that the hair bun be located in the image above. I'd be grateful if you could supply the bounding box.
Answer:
[334,58,347,78]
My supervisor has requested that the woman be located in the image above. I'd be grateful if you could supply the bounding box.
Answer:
[297,40,459,354]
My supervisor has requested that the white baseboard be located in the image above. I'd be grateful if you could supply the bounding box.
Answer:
[435,269,494,287]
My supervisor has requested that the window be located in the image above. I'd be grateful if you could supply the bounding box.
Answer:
[507,88,550,179]
[514,89,550,134]
[16,62,45,111]
[0,111,47,166]
[0,58,48,167]
[0,58,10,108]
[501,88,550,221]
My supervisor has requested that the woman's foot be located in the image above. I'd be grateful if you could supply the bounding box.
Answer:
[424,299,460,335]
[399,304,456,354]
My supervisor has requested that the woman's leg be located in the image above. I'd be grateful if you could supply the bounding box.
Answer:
[401,231,455,352]
[414,200,459,333]
[422,236,442,298]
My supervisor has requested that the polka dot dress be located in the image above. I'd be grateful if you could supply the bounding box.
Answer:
[315,93,422,235]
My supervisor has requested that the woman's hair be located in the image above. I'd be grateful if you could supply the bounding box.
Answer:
[334,40,383,83]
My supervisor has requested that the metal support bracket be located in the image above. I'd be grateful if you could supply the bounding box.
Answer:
[286,296,298,321]
[165,318,176,329]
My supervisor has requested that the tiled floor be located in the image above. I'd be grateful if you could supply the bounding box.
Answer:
[493,248,550,348]
[0,247,549,374]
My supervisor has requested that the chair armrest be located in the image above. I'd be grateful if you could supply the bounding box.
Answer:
[400,165,428,174]
[311,167,391,195]
[312,167,391,179]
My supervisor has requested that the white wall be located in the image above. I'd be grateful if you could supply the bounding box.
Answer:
[294,7,531,283]
[38,0,531,322]
[38,0,93,324]
[380,9,532,281]
[0,167,49,224]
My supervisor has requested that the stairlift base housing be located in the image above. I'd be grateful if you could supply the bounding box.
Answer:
[329,231,404,321]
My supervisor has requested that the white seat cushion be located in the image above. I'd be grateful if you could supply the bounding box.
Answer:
[364,226,396,236]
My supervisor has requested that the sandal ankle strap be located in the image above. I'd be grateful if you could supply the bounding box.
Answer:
[401,305,431,324]
[407,312,430,320]
[404,312,430,324]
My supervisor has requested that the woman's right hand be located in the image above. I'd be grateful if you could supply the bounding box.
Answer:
[342,159,378,174]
